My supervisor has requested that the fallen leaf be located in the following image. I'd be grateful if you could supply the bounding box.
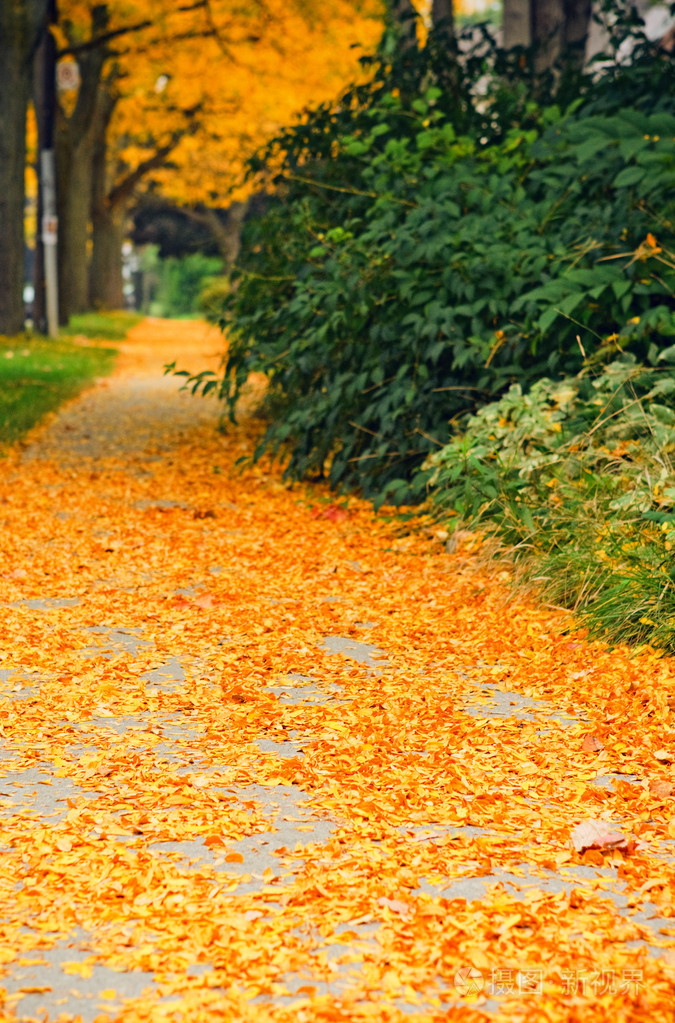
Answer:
[581,734,604,753]
[378,896,413,918]
[571,819,629,853]
[310,503,348,522]
[649,780,673,798]
[204,836,226,849]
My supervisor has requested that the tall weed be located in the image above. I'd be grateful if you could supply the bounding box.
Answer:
[425,352,675,651]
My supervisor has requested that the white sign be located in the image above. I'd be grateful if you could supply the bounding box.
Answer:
[57,60,80,92]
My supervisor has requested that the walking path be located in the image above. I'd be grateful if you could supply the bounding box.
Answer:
[0,318,673,1022]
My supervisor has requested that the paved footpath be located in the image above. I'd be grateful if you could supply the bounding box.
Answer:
[0,318,674,1023]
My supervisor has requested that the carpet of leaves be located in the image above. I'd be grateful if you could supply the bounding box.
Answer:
[0,320,673,1022]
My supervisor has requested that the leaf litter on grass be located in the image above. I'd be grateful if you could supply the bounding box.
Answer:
[0,320,673,1021]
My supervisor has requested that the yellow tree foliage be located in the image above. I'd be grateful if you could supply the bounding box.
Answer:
[57,0,386,208]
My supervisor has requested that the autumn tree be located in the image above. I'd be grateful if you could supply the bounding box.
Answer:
[0,0,50,335]
[53,0,384,320]
[131,2,385,262]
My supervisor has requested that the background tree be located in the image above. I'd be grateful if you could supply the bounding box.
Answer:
[502,0,593,66]
[0,0,50,334]
[55,3,111,320]
[53,0,384,321]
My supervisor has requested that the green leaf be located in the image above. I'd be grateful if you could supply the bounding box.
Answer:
[613,166,644,188]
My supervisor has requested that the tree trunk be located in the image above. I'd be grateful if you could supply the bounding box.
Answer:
[0,43,30,335]
[431,0,455,41]
[388,0,418,51]
[203,204,248,268]
[56,131,94,321]
[563,0,593,62]
[502,0,593,68]
[89,85,124,309]
[90,203,126,309]
[503,0,532,48]
[532,0,565,67]
[90,117,190,308]
[182,203,249,270]
[0,0,49,335]
[55,3,108,322]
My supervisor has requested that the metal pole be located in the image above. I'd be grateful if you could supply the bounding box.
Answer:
[40,149,59,336]
[34,0,59,336]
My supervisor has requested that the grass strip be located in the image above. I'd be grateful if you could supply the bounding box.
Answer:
[58,310,143,341]
[0,314,135,448]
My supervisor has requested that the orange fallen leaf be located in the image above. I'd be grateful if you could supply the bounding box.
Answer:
[581,734,604,753]
[204,836,226,849]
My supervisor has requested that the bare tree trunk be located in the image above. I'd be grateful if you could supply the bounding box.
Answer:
[0,0,49,335]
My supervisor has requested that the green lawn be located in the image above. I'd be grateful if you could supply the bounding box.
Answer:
[59,310,143,341]
[0,314,134,448]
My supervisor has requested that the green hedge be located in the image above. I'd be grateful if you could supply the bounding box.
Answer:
[179,16,675,508]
